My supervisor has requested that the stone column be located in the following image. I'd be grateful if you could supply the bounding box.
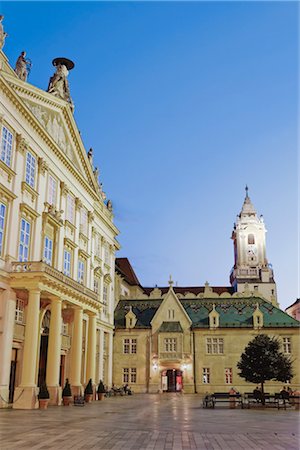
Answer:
[98,328,104,382]
[107,332,113,387]
[0,289,16,408]
[46,297,62,405]
[70,307,83,395]
[13,289,41,409]
[86,314,97,389]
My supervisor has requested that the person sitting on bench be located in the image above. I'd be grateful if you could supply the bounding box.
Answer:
[253,386,262,402]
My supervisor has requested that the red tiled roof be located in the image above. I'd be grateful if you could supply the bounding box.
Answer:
[285,298,300,310]
[115,258,141,286]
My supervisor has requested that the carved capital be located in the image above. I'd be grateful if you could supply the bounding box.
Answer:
[75,197,82,210]
[16,133,29,154]
[60,181,69,196]
[88,211,94,223]
[101,236,106,244]
[38,157,49,175]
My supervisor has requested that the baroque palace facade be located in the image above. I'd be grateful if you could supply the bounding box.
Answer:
[113,192,300,394]
[0,45,119,409]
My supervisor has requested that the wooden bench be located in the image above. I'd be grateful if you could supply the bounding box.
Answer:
[208,392,243,408]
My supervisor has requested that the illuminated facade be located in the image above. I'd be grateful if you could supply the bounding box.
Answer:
[113,193,299,394]
[0,48,119,409]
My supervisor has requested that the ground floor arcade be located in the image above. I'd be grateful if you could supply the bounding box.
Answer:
[0,262,113,409]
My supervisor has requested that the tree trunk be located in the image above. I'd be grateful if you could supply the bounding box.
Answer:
[260,381,265,406]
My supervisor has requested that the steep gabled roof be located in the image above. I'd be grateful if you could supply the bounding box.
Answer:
[115,258,141,286]
[114,296,300,329]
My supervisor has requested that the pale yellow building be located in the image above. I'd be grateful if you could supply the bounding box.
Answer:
[113,193,300,394]
[0,48,119,409]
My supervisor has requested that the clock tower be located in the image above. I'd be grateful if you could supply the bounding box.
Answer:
[230,187,278,306]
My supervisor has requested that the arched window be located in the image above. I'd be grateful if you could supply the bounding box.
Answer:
[248,234,255,245]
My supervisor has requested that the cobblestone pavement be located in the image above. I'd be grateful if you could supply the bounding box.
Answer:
[0,394,299,449]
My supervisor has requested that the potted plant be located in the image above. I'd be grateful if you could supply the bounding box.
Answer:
[38,383,50,409]
[62,378,72,406]
[84,378,93,403]
[97,380,105,400]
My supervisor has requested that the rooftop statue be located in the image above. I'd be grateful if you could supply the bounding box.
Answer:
[87,148,93,165]
[0,15,8,50]
[15,51,32,81]
[47,57,74,110]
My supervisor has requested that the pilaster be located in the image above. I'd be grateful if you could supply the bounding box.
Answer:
[46,297,62,405]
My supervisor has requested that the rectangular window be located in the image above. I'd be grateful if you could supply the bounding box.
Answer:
[130,368,137,383]
[78,260,85,284]
[1,126,13,166]
[94,277,100,294]
[0,203,6,255]
[94,234,101,258]
[164,338,177,352]
[15,298,25,324]
[202,368,210,384]
[19,218,30,261]
[43,236,53,265]
[63,249,71,276]
[168,309,175,319]
[123,368,129,383]
[123,338,137,354]
[103,284,108,305]
[104,244,110,265]
[283,337,291,354]
[206,338,223,354]
[123,338,130,354]
[25,152,36,188]
[80,208,88,235]
[48,175,57,205]
[225,368,232,384]
[66,194,75,223]
[131,338,137,354]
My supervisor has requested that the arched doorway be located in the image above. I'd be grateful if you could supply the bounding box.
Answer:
[161,369,183,392]
[38,310,50,387]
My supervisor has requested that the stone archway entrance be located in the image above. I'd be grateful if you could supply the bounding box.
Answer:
[161,369,183,392]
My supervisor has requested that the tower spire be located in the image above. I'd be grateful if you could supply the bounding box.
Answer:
[245,185,249,198]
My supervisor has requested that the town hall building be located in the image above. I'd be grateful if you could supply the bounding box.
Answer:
[113,191,299,394]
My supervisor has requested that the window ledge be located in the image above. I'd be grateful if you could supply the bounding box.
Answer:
[0,159,16,182]
[21,181,39,201]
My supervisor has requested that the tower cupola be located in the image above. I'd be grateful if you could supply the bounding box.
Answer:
[230,187,278,306]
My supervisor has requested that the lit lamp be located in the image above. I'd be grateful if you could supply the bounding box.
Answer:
[182,363,187,371]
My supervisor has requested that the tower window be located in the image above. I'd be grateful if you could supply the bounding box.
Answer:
[248,234,255,245]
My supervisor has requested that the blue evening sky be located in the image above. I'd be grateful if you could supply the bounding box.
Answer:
[2,2,298,309]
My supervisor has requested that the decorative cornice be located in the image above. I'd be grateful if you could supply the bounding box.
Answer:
[21,181,39,202]
[19,202,40,220]
[0,159,16,182]
[0,183,17,202]
[64,237,77,250]
[64,219,76,232]
[78,248,91,260]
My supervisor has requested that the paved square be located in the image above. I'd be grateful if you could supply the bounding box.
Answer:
[0,394,299,449]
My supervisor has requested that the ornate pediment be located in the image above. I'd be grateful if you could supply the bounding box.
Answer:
[24,99,82,172]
